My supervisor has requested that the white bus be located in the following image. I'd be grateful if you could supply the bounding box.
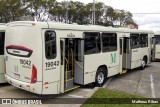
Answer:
[154,32,160,60]
[0,24,7,83]
[5,21,153,94]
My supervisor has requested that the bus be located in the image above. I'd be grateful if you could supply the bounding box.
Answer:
[5,21,153,94]
[0,24,7,83]
[154,32,160,60]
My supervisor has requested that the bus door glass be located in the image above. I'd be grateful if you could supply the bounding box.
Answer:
[155,35,160,59]
[74,39,84,85]
[123,37,131,69]
[151,37,156,61]
[119,38,123,72]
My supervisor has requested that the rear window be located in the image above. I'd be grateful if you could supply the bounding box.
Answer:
[0,32,5,55]
[45,30,57,59]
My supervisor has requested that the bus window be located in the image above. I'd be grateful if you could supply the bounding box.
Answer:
[130,34,139,49]
[84,32,101,55]
[60,40,63,65]
[140,34,148,47]
[155,35,160,44]
[45,30,56,59]
[102,33,117,52]
[0,32,5,55]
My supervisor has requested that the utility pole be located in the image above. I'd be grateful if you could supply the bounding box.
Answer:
[92,0,96,25]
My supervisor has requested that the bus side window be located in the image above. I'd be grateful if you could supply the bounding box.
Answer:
[130,34,139,49]
[102,33,117,52]
[45,31,56,59]
[0,32,5,55]
[155,35,160,44]
[84,32,101,55]
[140,34,148,48]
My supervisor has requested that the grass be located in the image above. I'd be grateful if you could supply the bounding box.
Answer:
[81,88,160,107]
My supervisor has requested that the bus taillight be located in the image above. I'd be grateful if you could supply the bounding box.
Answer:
[31,64,37,83]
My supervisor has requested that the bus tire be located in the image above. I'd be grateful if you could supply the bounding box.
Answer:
[95,67,107,87]
[141,57,147,70]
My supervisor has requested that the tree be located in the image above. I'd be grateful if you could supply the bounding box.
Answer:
[0,0,26,23]
[114,9,135,27]
[22,0,56,21]
[0,0,137,26]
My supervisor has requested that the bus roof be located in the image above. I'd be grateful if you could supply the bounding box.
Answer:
[7,21,154,34]
[154,32,160,35]
[0,23,6,31]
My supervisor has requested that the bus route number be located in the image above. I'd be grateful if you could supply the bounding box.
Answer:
[45,61,59,68]
[20,59,31,66]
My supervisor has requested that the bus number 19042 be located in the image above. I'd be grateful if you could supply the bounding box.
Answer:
[20,59,31,66]
[45,61,59,68]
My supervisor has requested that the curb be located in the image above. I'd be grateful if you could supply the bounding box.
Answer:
[72,87,100,107]
[72,78,112,107]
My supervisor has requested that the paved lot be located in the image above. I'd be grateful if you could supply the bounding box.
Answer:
[106,62,160,98]
[0,82,95,107]
[0,62,160,106]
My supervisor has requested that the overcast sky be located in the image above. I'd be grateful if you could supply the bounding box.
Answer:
[57,0,160,31]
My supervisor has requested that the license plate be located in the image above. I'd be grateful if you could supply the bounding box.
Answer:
[14,73,20,79]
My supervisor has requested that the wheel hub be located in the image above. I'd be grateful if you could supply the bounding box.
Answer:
[97,72,104,84]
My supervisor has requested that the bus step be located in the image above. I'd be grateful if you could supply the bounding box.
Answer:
[121,70,127,74]
[65,85,80,92]
[120,70,127,74]
[65,78,74,82]
[65,78,74,89]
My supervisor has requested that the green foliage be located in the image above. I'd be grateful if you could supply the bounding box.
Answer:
[0,0,26,23]
[0,0,137,27]
[81,89,159,107]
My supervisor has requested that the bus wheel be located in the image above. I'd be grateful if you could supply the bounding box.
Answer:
[95,67,107,87]
[141,58,146,70]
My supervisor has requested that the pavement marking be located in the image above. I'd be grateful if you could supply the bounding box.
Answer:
[77,89,92,92]
[150,74,156,98]
[68,94,84,98]
[103,78,112,88]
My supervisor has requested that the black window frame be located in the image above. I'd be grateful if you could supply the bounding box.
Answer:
[45,30,57,59]
[102,33,117,52]
[84,32,101,55]
[0,32,5,55]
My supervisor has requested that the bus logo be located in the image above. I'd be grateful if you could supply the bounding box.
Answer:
[111,53,116,64]
[14,65,18,72]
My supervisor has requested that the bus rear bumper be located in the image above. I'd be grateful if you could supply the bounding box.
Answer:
[5,74,42,94]
[0,73,7,83]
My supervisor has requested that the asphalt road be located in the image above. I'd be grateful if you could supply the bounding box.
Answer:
[106,62,160,98]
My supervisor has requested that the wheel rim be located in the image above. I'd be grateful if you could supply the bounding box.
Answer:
[142,60,146,68]
[97,72,104,84]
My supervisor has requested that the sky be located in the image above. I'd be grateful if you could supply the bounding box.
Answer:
[57,0,160,31]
